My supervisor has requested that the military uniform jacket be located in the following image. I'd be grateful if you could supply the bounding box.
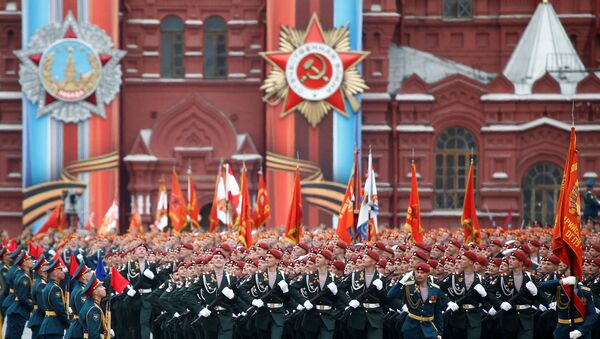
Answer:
[0,264,7,305]
[65,281,89,338]
[28,275,47,327]
[240,269,290,331]
[80,298,107,339]
[487,271,548,331]
[1,264,18,314]
[536,272,561,302]
[339,269,387,330]
[401,280,444,338]
[193,270,241,331]
[127,259,158,292]
[40,280,70,335]
[540,280,598,338]
[6,269,33,318]
[291,271,343,331]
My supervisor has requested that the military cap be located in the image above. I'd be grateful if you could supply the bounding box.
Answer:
[44,259,64,273]
[15,251,30,266]
[415,262,430,273]
[267,248,282,260]
[33,255,48,272]
[71,262,90,282]
[413,250,429,262]
[366,250,380,262]
[82,273,102,297]
[318,248,333,261]
[462,251,478,263]
[332,260,346,271]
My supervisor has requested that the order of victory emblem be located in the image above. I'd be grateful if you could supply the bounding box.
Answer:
[15,12,125,123]
[260,14,369,127]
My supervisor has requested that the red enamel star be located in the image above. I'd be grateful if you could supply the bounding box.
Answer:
[261,14,369,117]
[28,25,112,107]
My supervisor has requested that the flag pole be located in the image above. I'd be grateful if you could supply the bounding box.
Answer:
[352,146,360,243]
[569,102,576,329]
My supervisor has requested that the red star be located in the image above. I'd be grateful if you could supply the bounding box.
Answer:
[262,14,368,117]
[30,25,112,106]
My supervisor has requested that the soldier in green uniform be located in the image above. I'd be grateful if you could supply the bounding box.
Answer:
[338,249,387,339]
[80,274,110,339]
[39,259,70,339]
[540,274,598,339]
[1,247,23,317]
[240,248,290,339]
[0,246,9,333]
[390,263,444,339]
[66,262,93,339]
[28,255,49,339]
[290,248,342,339]
[126,244,158,339]
[6,251,34,339]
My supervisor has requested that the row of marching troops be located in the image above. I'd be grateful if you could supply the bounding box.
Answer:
[1,228,600,339]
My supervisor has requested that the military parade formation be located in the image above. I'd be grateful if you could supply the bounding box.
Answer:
[0,218,599,339]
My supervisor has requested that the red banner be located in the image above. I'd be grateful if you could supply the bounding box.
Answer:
[253,171,271,229]
[552,128,583,279]
[404,163,423,243]
[462,160,481,244]
[237,167,253,248]
[168,170,187,234]
[284,167,303,244]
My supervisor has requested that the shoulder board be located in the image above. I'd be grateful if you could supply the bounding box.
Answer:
[525,272,532,279]
[405,281,415,286]
[581,286,591,291]
[430,282,440,289]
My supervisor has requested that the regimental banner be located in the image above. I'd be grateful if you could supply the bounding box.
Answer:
[260,13,369,128]
[18,1,123,233]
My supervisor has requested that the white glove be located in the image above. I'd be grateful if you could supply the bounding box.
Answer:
[488,307,497,316]
[474,284,487,297]
[401,304,408,313]
[48,249,56,257]
[500,302,512,311]
[596,307,600,314]
[549,302,556,310]
[143,269,155,280]
[538,304,547,312]
[303,300,314,310]
[200,308,211,317]
[570,330,582,339]
[68,307,73,314]
[400,271,413,285]
[525,281,538,296]
[222,286,235,300]
[372,279,383,291]
[562,276,577,285]
[349,300,360,308]
[446,301,459,312]
[296,304,304,311]
[278,280,289,293]
[327,282,338,295]
[252,299,264,308]
[110,329,115,337]
[76,253,84,262]
[127,288,136,297]
[174,312,180,318]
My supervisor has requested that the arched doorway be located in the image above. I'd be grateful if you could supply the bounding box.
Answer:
[521,162,562,226]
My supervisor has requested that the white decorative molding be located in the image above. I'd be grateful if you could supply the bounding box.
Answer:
[371,71,383,77]
[231,154,262,161]
[227,20,258,25]
[185,19,203,26]
[127,18,160,25]
[0,124,22,131]
[481,117,600,133]
[479,187,521,192]
[126,44,138,49]
[481,93,600,101]
[406,171,422,179]
[0,187,21,192]
[229,51,245,56]
[396,124,435,132]
[492,172,509,179]
[142,51,159,57]
[126,69,138,73]
[250,69,261,74]
[362,124,391,132]
[7,172,21,179]
[0,211,22,217]
[174,146,213,152]
[145,194,151,215]
[250,44,262,50]
[583,172,598,179]
[363,92,391,101]
[123,154,158,162]
[395,93,435,101]
[185,73,203,78]
[228,73,247,78]
[364,12,400,17]
[141,73,160,78]
[0,91,21,100]
[370,4,382,12]
[184,51,203,56]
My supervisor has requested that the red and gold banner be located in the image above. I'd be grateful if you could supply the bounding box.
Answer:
[253,171,271,229]
[462,160,481,244]
[284,167,303,244]
[552,127,583,279]
[187,168,200,229]
[168,170,187,234]
[236,167,253,248]
[404,163,423,243]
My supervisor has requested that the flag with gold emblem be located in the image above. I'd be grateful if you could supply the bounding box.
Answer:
[404,162,423,243]
[461,160,480,244]
[236,166,253,248]
[284,167,303,244]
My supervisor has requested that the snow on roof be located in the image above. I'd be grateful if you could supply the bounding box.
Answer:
[387,45,496,94]
[503,2,587,95]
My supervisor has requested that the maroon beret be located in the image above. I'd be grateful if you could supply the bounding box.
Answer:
[415,243,432,253]
[298,243,310,253]
[267,248,282,260]
[491,258,503,267]
[543,255,561,265]
[434,244,447,252]
[366,250,380,262]
[220,244,232,253]
[257,242,270,251]
[415,262,430,273]
[413,250,429,262]
[377,259,387,269]
[449,240,461,248]
[212,248,227,258]
[183,243,194,251]
[462,251,478,263]
[529,240,541,248]
[427,259,438,269]
[592,244,600,252]
[490,240,503,248]
[476,255,488,267]
[511,250,528,263]
[593,258,600,267]
[375,241,387,251]
[336,242,348,250]
[519,245,531,255]
[332,260,346,271]
[318,249,333,261]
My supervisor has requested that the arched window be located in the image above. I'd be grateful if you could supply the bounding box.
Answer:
[160,16,184,78]
[521,163,562,226]
[443,0,472,18]
[434,127,477,209]
[204,16,227,79]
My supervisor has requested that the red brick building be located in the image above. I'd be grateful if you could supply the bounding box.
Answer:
[1,0,599,235]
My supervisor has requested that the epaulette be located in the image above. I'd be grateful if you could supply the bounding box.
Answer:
[430,282,440,289]
[581,286,591,292]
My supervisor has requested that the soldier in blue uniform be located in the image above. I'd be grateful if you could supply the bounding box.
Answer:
[39,259,70,339]
[1,247,23,317]
[66,262,93,339]
[80,274,109,339]
[390,262,444,339]
[584,179,600,225]
[5,251,34,339]
[540,274,598,339]
[28,255,49,339]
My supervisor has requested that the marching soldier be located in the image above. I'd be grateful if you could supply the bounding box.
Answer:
[0,246,8,331]
[339,249,387,339]
[80,274,110,339]
[290,248,342,339]
[66,262,93,339]
[240,248,290,339]
[583,179,600,224]
[39,259,70,339]
[540,274,598,339]
[126,243,158,339]
[28,255,49,339]
[1,247,22,317]
[5,251,34,339]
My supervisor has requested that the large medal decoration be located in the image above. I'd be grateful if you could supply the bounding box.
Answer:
[260,14,369,127]
[15,13,125,123]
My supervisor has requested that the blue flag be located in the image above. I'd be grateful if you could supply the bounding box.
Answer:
[95,252,107,281]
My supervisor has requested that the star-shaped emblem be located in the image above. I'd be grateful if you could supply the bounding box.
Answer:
[261,14,369,127]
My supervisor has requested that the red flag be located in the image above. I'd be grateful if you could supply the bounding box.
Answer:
[284,167,303,244]
[54,250,66,268]
[37,203,66,235]
[69,253,78,275]
[169,169,188,233]
[404,163,423,243]
[187,167,200,228]
[503,209,513,230]
[253,171,271,229]
[128,203,143,234]
[336,149,362,244]
[236,166,253,248]
[7,239,17,252]
[84,212,95,231]
[552,127,583,279]
[209,164,224,233]
[110,267,130,294]
[462,160,481,244]
[28,242,42,260]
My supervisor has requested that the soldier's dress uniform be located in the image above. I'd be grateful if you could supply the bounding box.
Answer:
[540,279,598,339]
[28,256,48,339]
[338,268,387,339]
[65,263,91,339]
[6,252,33,339]
[80,276,108,339]
[1,248,22,316]
[398,277,444,339]
[127,256,158,339]
[39,260,70,339]
[0,248,8,334]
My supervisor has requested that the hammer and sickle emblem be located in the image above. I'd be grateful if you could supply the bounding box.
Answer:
[300,54,329,83]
